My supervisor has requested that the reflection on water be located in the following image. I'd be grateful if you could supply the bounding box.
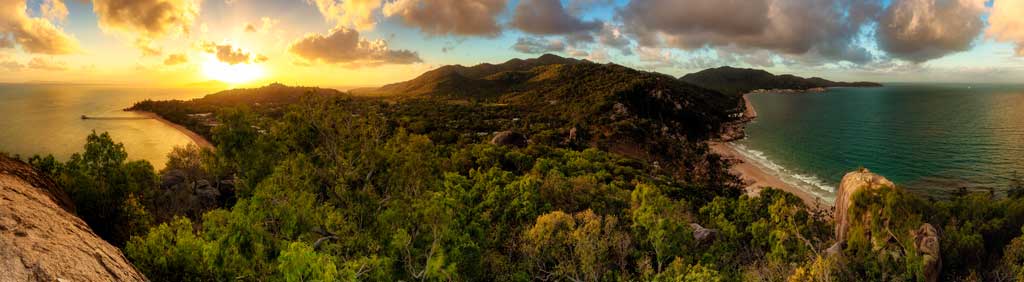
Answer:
[0,84,214,169]
[739,84,1024,198]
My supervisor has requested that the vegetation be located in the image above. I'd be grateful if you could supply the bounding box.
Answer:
[679,66,882,96]
[21,55,1024,281]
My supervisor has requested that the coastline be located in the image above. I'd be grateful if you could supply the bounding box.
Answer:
[712,94,830,210]
[131,111,214,150]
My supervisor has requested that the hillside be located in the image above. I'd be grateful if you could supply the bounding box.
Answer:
[0,155,146,281]
[353,54,588,98]
[680,66,882,96]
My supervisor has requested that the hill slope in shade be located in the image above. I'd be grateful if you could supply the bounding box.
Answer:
[680,66,882,96]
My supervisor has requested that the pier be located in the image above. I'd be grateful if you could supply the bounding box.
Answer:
[80,115,153,120]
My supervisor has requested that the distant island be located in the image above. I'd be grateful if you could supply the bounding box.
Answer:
[681,66,882,96]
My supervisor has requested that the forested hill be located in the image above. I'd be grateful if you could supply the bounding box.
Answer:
[352,54,587,98]
[136,54,744,172]
[680,66,882,96]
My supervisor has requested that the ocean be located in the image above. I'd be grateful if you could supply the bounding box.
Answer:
[735,84,1024,199]
[0,84,214,169]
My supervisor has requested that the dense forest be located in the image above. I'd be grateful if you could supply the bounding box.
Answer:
[14,55,1024,281]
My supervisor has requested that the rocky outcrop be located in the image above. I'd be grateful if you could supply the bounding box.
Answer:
[491,131,528,148]
[914,223,941,282]
[690,223,718,244]
[152,169,224,222]
[831,168,942,282]
[833,168,895,242]
[0,156,146,282]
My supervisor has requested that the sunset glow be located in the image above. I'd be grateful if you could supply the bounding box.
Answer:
[201,56,265,85]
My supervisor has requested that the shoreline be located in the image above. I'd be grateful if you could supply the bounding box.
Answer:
[131,111,214,150]
[712,94,830,210]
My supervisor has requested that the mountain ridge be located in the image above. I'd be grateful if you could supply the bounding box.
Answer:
[680,66,882,96]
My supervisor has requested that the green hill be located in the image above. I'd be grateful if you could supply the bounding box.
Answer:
[680,66,881,96]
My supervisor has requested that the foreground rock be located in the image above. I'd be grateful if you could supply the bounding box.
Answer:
[831,168,942,282]
[0,156,146,281]
[832,168,895,242]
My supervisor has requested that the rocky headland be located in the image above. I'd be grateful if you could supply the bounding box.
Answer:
[0,155,146,282]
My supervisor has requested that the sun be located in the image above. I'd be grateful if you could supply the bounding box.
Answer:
[201,57,265,85]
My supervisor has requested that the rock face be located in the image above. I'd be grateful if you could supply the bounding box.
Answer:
[0,156,146,282]
[491,131,528,148]
[833,168,895,242]
[914,223,942,282]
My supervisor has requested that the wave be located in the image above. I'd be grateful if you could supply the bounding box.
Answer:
[729,143,837,202]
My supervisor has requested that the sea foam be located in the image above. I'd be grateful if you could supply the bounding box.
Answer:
[729,143,837,203]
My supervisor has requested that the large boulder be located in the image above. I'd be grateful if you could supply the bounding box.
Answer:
[833,168,895,242]
[491,131,528,148]
[0,156,146,281]
[914,223,941,282]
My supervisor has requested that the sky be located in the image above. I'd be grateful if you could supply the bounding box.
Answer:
[1,0,1023,88]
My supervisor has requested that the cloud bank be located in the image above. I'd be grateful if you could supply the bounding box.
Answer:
[0,0,80,54]
[383,0,507,36]
[289,27,421,65]
[876,0,986,62]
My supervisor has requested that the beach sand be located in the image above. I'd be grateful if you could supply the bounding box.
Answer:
[710,142,828,209]
[711,94,830,210]
[132,111,214,150]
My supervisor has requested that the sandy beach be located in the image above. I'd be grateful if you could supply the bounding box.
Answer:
[712,94,829,210]
[132,111,214,150]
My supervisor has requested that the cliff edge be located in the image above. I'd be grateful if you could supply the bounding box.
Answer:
[833,168,895,242]
[0,156,146,282]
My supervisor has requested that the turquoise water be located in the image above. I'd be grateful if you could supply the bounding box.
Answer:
[736,84,1024,199]
[0,84,214,168]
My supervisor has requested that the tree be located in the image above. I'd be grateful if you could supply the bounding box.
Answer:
[630,184,693,274]
[45,131,157,245]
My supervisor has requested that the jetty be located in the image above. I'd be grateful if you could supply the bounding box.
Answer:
[80,115,153,120]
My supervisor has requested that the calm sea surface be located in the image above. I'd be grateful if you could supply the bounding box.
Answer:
[735,84,1024,200]
[0,84,213,169]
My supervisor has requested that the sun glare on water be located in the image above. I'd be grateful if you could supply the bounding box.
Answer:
[202,57,265,85]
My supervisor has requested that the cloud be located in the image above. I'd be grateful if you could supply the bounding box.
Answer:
[163,53,187,65]
[512,0,601,35]
[987,0,1024,56]
[27,57,67,71]
[512,37,566,54]
[200,42,261,65]
[0,0,80,54]
[0,53,22,70]
[91,0,201,38]
[243,17,278,33]
[598,23,631,55]
[0,60,22,70]
[135,38,162,56]
[618,0,880,64]
[307,0,381,30]
[41,0,68,22]
[260,17,279,33]
[383,0,507,36]
[876,0,986,62]
[289,27,422,65]
[567,0,614,15]
[0,33,14,48]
